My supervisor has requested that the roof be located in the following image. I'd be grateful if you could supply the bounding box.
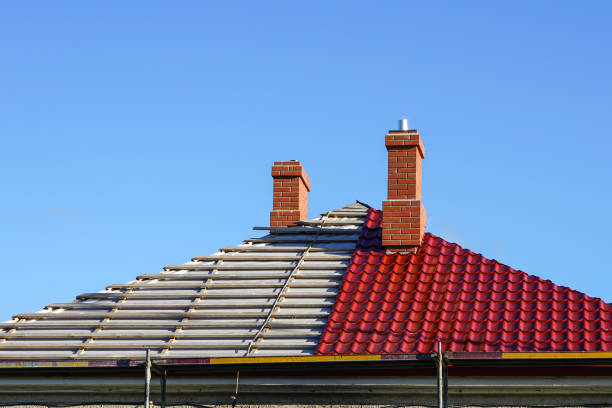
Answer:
[0,203,368,360]
[316,208,612,354]
[0,203,609,361]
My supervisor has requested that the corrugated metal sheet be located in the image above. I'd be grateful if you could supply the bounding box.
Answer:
[0,203,368,360]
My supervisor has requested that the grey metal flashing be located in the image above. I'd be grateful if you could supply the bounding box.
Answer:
[244,238,358,244]
[219,245,356,252]
[68,291,339,300]
[296,220,364,226]
[160,264,348,271]
[191,254,351,262]
[252,227,362,234]
[135,271,345,280]
[45,299,336,309]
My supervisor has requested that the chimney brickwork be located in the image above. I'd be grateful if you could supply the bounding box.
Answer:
[270,161,311,227]
[382,129,426,251]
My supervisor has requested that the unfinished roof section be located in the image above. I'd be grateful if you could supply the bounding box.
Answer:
[0,203,369,360]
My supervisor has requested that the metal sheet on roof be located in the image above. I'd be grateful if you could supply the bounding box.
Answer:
[0,202,369,360]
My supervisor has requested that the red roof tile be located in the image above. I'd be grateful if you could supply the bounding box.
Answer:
[316,208,612,354]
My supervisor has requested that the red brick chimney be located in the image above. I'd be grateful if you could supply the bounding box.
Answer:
[382,121,426,252]
[270,161,311,227]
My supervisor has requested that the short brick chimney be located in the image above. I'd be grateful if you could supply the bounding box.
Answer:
[270,161,311,227]
[382,123,426,252]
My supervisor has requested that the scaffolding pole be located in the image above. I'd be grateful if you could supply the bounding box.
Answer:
[436,341,448,408]
[160,368,167,408]
[144,349,151,408]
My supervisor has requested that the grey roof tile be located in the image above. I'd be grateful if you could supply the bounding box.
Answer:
[0,203,367,360]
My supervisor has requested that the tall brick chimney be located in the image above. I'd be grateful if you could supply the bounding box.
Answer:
[382,121,426,252]
[270,160,311,227]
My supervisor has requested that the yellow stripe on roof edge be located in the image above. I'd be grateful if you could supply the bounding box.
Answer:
[209,354,382,365]
[502,352,612,359]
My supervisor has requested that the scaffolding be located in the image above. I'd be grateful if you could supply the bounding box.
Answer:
[134,348,611,408]
[0,350,611,407]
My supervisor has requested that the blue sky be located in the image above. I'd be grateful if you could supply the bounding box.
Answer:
[0,1,611,319]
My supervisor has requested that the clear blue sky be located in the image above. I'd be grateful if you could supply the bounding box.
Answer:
[1,1,611,320]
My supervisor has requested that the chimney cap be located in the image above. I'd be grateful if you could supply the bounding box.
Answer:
[399,118,409,131]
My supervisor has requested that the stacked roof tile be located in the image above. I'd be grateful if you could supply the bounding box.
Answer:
[316,208,612,354]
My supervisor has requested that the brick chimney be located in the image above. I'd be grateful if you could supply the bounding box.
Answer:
[382,122,426,252]
[270,161,311,227]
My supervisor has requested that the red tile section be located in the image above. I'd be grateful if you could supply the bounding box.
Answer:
[317,208,612,354]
